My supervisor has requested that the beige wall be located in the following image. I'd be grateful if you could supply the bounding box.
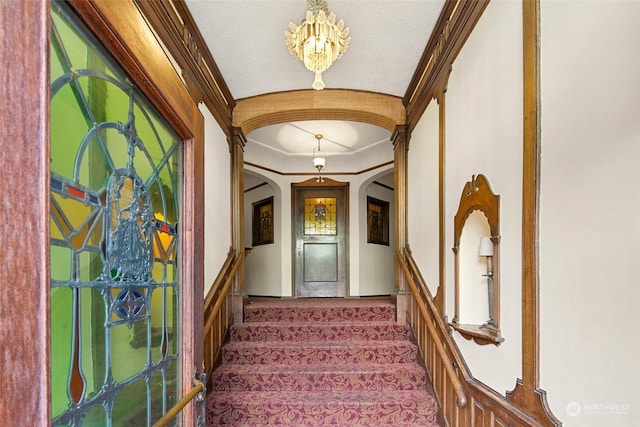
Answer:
[243,178,283,296]
[202,104,232,295]
[243,164,395,297]
[445,0,524,394]
[359,175,396,296]
[408,0,640,425]
[407,99,440,297]
[539,1,640,424]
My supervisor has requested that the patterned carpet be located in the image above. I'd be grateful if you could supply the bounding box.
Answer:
[206,298,440,426]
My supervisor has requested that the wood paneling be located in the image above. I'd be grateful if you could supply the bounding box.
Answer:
[400,249,547,427]
[505,1,561,425]
[392,126,409,321]
[135,0,235,138]
[404,0,490,136]
[0,1,50,426]
[234,90,405,135]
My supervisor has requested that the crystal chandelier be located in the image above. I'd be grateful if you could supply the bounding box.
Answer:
[312,134,326,182]
[285,0,350,90]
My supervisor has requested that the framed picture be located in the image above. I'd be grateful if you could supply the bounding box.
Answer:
[367,196,389,245]
[252,196,274,246]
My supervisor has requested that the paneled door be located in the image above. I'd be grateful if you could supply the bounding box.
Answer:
[293,179,349,297]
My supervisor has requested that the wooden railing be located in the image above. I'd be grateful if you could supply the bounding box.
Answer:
[152,376,205,427]
[203,248,243,388]
[397,248,468,410]
[398,247,542,426]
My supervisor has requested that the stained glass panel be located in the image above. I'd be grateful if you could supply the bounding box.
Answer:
[50,2,181,425]
[252,197,274,245]
[304,197,337,235]
[367,196,389,245]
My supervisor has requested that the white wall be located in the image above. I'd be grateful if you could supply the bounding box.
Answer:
[539,1,640,425]
[444,0,523,394]
[243,178,283,296]
[243,163,394,297]
[358,178,395,296]
[408,1,640,425]
[407,99,440,296]
[201,104,232,295]
[458,210,492,325]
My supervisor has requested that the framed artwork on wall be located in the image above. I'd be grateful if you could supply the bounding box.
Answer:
[252,196,274,246]
[367,196,389,246]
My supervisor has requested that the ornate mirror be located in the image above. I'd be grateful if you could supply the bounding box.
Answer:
[451,174,504,345]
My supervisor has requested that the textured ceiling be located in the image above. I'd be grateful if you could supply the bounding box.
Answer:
[185,0,445,162]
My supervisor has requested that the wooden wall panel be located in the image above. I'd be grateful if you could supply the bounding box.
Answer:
[0,1,50,426]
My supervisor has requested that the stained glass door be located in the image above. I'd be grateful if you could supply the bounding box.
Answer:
[50,2,181,425]
[293,184,348,297]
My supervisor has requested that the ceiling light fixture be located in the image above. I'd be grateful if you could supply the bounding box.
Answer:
[285,0,350,90]
[312,134,326,182]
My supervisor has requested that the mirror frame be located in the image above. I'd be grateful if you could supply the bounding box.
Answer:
[451,174,503,345]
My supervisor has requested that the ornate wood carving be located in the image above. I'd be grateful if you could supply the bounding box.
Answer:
[450,323,504,346]
[404,0,490,136]
[134,0,235,137]
[451,174,502,344]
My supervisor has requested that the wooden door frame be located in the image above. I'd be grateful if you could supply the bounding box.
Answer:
[68,2,206,424]
[0,1,204,425]
[291,178,350,298]
[1,2,50,426]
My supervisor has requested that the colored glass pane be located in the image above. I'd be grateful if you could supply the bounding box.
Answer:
[51,287,73,419]
[82,404,106,427]
[79,288,106,399]
[304,197,337,235]
[112,378,148,424]
[50,2,181,425]
[51,246,72,282]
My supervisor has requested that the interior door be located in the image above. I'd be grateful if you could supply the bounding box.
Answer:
[293,180,348,297]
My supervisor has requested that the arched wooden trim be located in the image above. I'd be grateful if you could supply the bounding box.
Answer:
[233,90,406,135]
[453,174,500,246]
[451,174,503,345]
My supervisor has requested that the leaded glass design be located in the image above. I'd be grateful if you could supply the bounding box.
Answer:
[367,196,389,245]
[252,197,274,246]
[50,2,181,425]
[304,197,337,235]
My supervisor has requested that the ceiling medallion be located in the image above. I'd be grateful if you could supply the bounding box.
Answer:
[285,0,350,90]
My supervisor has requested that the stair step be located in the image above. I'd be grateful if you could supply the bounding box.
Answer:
[207,390,439,426]
[208,299,440,426]
[221,340,418,365]
[244,302,395,323]
[215,424,432,427]
[230,321,409,342]
[211,363,427,392]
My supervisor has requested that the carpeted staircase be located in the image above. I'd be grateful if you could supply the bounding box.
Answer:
[206,298,440,426]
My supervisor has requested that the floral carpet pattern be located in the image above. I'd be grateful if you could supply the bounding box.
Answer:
[207,298,440,426]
